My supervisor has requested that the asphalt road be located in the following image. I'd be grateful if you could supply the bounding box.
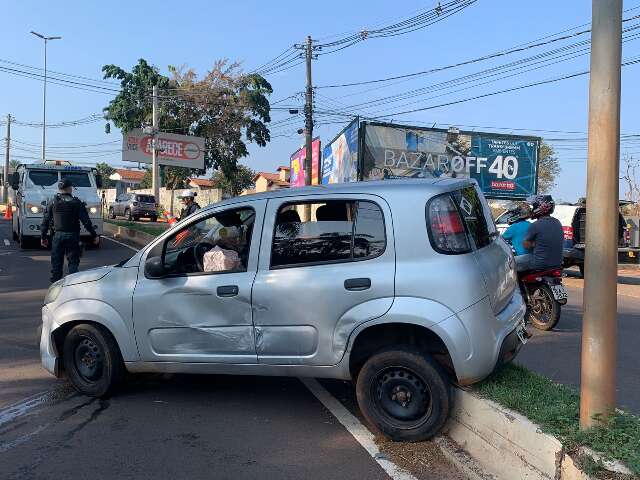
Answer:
[518,282,640,414]
[0,219,462,480]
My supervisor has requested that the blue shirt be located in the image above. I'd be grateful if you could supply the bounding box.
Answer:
[503,220,532,256]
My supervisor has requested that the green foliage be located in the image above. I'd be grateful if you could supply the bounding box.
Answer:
[95,162,116,188]
[102,58,273,177]
[9,159,21,169]
[139,168,152,189]
[163,166,191,190]
[476,364,640,475]
[210,164,256,197]
[538,142,561,194]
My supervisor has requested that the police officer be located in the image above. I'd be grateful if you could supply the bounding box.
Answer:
[41,177,99,283]
[177,189,200,221]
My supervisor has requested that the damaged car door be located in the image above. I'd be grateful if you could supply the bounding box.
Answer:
[132,201,265,363]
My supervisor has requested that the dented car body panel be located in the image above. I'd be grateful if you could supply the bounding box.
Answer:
[41,179,525,385]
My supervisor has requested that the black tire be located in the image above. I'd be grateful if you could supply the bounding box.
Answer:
[62,324,125,397]
[125,208,133,221]
[150,215,158,223]
[108,207,116,219]
[12,228,19,241]
[355,346,451,442]
[19,231,33,249]
[527,284,561,331]
[578,264,585,278]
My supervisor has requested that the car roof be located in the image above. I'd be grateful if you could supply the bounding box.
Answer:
[205,177,475,210]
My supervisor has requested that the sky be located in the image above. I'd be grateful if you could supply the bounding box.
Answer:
[2,0,640,202]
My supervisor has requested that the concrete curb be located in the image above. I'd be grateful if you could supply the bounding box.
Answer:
[103,222,157,248]
[442,389,630,480]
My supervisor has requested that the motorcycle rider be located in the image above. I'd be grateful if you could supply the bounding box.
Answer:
[502,202,533,256]
[515,195,564,272]
[177,190,200,221]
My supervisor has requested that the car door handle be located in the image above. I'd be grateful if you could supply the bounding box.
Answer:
[217,285,239,297]
[344,278,371,291]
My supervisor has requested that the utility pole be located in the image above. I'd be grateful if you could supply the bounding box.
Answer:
[304,35,314,186]
[580,0,622,428]
[30,32,61,163]
[152,85,159,201]
[3,114,10,203]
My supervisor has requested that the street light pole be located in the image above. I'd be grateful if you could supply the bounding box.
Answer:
[30,31,61,164]
[580,0,622,428]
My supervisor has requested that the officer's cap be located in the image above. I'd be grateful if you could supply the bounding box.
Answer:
[58,177,73,190]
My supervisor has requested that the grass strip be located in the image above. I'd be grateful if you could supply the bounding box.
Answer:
[475,363,640,475]
[104,219,167,237]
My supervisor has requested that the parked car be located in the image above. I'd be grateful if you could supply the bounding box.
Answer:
[41,179,526,441]
[495,201,627,276]
[109,193,158,222]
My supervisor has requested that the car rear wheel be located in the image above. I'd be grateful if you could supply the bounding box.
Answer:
[63,324,124,397]
[527,284,560,331]
[356,346,451,442]
[125,208,133,221]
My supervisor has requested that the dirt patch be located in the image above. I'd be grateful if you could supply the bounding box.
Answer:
[319,379,467,480]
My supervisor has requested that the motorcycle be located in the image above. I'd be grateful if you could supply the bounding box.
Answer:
[517,267,567,331]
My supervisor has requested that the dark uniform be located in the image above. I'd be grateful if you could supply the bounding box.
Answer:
[179,201,200,221]
[41,179,98,283]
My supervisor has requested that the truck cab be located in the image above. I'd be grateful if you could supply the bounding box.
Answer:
[10,162,103,248]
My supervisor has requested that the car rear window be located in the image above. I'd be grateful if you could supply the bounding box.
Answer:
[271,200,386,268]
[136,195,155,203]
[427,186,496,254]
[451,186,495,249]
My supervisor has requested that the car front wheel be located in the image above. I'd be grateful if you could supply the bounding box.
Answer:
[63,324,124,397]
[356,346,451,442]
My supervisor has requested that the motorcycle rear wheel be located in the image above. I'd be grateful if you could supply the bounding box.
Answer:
[527,284,561,331]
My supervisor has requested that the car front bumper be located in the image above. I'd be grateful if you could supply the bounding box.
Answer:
[40,305,61,377]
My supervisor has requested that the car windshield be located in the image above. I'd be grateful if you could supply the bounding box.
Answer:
[28,170,59,186]
[61,172,92,187]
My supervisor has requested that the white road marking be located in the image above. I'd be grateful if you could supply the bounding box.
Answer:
[0,424,49,453]
[0,391,52,428]
[300,378,418,480]
[101,235,139,252]
[3,239,9,246]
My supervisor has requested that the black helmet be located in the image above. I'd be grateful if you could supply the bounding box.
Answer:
[58,177,73,190]
[506,202,532,224]
[527,194,555,218]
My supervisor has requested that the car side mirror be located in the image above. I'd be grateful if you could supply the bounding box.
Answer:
[9,172,19,191]
[95,174,103,189]
[145,256,166,279]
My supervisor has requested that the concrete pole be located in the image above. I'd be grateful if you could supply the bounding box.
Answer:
[151,85,159,201]
[3,114,10,203]
[304,35,314,186]
[42,39,47,163]
[580,0,622,428]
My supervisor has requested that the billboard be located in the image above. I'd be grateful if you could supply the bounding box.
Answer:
[289,138,321,187]
[122,129,206,169]
[361,122,539,198]
[322,118,359,185]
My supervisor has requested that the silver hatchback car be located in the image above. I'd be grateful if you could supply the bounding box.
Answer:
[41,178,526,441]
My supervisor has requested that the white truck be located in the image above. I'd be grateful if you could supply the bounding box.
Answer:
[9,162,103,248]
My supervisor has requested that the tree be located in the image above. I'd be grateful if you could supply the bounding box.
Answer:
[139,168,152,189]
[163,166,191,214]
[9,159,20,170]
[537,142,561,194]
[620,154,640,215]
[211,164,256,197]
[95,162,116,188]
[102,58,273,181]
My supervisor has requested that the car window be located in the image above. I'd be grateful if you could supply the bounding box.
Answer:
[136,195,155,203]
[451,186,494,249]
[271,200,386,268]
[28,170,58,186]
[61,172,91,187]
[147,207,255,276]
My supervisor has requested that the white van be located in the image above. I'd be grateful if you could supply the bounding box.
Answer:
[10,162,103,248]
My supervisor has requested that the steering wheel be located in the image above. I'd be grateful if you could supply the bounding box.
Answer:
[193,241,214,272]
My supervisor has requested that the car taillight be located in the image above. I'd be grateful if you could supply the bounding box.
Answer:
[132,201,138,206]
[563,226,573,241]
[427,195,470,254]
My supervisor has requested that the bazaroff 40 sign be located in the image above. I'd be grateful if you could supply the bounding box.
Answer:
[360,122,540,199]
